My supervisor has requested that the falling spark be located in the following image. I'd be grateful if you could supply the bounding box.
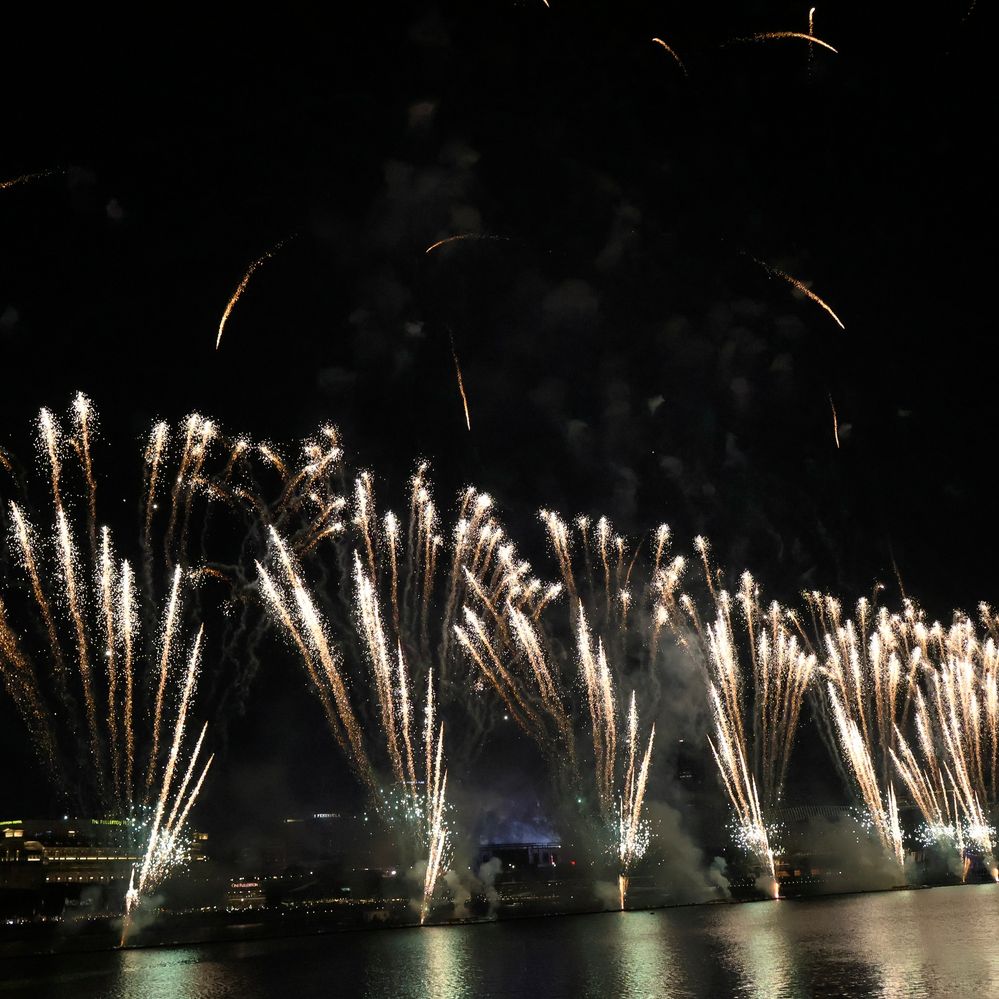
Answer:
[449,332,472,431]
[748,255,846,329]
[829,394,841,448]
[651,37,688,76]
[216,238,290,349]
[730,31,838,54]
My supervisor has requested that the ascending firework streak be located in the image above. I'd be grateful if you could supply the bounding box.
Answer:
[748,255,846,329]
[0,397,214,939]
[258,530,452,921]
[449,332,472,431]
[215,238,291,349]
[829,395,841,448]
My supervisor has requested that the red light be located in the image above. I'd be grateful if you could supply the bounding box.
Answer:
[570,860,576,866]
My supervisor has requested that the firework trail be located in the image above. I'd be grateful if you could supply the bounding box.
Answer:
[424,233,510,255]
[0,398,215,939]
[449,332,472,432]
[729,31,838,54]
[216,238,290,350]
[808,8,817,76]
[808,597,911,852]
[747,255,846,329]
[0,168,62,191]
[651,37,687,76]
[829,395,841,448]
[807,594,924,787]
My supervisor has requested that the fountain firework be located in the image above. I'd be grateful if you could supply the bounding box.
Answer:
[257,528,452,921]
[884,606,999,875]
[652,538,814,895]
[450,505,665,904]
[0,397,214,939]
[805,593,940,869]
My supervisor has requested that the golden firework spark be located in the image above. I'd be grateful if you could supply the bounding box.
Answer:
[651,37,688,76]
[749,255,845,329]
[829,394,841,448]
[216,238,290,349]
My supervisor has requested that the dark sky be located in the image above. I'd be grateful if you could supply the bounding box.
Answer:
[0,3,995,842]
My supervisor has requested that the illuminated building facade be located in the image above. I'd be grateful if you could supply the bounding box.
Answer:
[0,818,208,914]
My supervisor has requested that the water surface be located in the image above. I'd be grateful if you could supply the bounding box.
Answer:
[2,885,996,998]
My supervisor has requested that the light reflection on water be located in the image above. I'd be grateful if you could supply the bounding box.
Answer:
[3,886,999,999]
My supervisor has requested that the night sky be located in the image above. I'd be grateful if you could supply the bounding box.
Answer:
[1,3,995,850]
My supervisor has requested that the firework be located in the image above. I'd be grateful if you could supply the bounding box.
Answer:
[216,238,290,349]
[618,692,655,908]
[885,610,999,869]
[805,593,927,867]
[258,527,453,920]
[449,332,472,432]
[827,682,904,867]
[655,545,814,891]
[0,398,215,938]
[424,233,510,255]
[651,37,688,77]
[829,395,841,448]
[748,255,846,329]
[729,31,838,54]
[454,517,656,904]
[808,8,817,75]
[0,168,62,191]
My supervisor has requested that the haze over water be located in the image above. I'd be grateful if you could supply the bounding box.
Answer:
[3,886,997,999]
